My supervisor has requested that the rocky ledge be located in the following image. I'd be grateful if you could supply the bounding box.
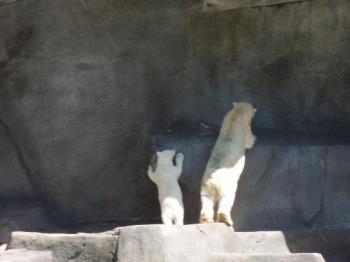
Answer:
[1,223,350,261]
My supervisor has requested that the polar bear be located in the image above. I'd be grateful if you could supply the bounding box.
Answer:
[147,150,185,225]
[200,102,257,227]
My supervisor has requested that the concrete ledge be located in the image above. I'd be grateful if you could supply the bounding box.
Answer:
[117,223,237,262]
[117,224,350,262]
[5,224,350,261]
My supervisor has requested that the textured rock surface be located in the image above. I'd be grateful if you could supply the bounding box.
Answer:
[235,145,350,231]
[0,0,189,224]
[0,249,53,262]
[8,232,118,262]
[0,121,34,198]
[210,253,325,262]
[176,0,350,136]
[0,0,349,227]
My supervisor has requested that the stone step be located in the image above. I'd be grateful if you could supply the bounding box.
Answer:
[0,249,53,262]
[6,224,350,262]
[210,253,325,262]
[116,223,349,262]
[7,231,118,262]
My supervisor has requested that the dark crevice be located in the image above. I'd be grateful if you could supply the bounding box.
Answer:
[202,0,311,12]
[68,251,82,260]
[304,194,324,228]
[0,0,26,7]
[253,150,274,187]
[112,237,119,262]
[0,117,38,198]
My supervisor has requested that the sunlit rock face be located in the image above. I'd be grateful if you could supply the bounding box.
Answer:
[0,0,349,228]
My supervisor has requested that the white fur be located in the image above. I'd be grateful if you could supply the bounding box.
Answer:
[147,150,184,225]
[200,102,257,228]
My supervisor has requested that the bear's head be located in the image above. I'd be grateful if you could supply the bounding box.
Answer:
[233,102,257,149]
[156,149,176,166]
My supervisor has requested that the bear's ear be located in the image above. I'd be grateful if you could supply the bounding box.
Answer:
[253,108,257,113]
[233,102,238,107]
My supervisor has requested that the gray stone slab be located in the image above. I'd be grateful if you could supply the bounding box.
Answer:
[117,224,350,262]
[117,223,237,262]
[8,232,118,262]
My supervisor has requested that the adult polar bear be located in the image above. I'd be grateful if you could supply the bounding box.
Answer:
[200,102,257,227]
[148,150,184,225]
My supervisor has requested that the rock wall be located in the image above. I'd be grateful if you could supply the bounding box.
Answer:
[0,0,189,223]
[0,0,349,228]
[173,0,350,136]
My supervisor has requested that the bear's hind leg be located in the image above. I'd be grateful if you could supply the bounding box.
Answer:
[216,194,235,227]
[174,213,184,225]
[200,189,215,224]
[161,214,174,225]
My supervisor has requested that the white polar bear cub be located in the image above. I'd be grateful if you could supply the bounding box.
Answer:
[147,150,184,225]
[200,102,257,228]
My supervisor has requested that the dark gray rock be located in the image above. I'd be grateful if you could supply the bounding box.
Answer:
[173,0,350,137]
[283,228,350,262]
[8,231,118,262]
[234,145,350,231]
[0,121,34,198]
[0,0,188,223]
[210,253,325,262]
[0,249,53,262]
[0,200,58,243]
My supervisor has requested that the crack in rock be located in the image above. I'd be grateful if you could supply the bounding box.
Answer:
[0,0,26,6]
[202,0,311,12]
[0,117,37,196]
